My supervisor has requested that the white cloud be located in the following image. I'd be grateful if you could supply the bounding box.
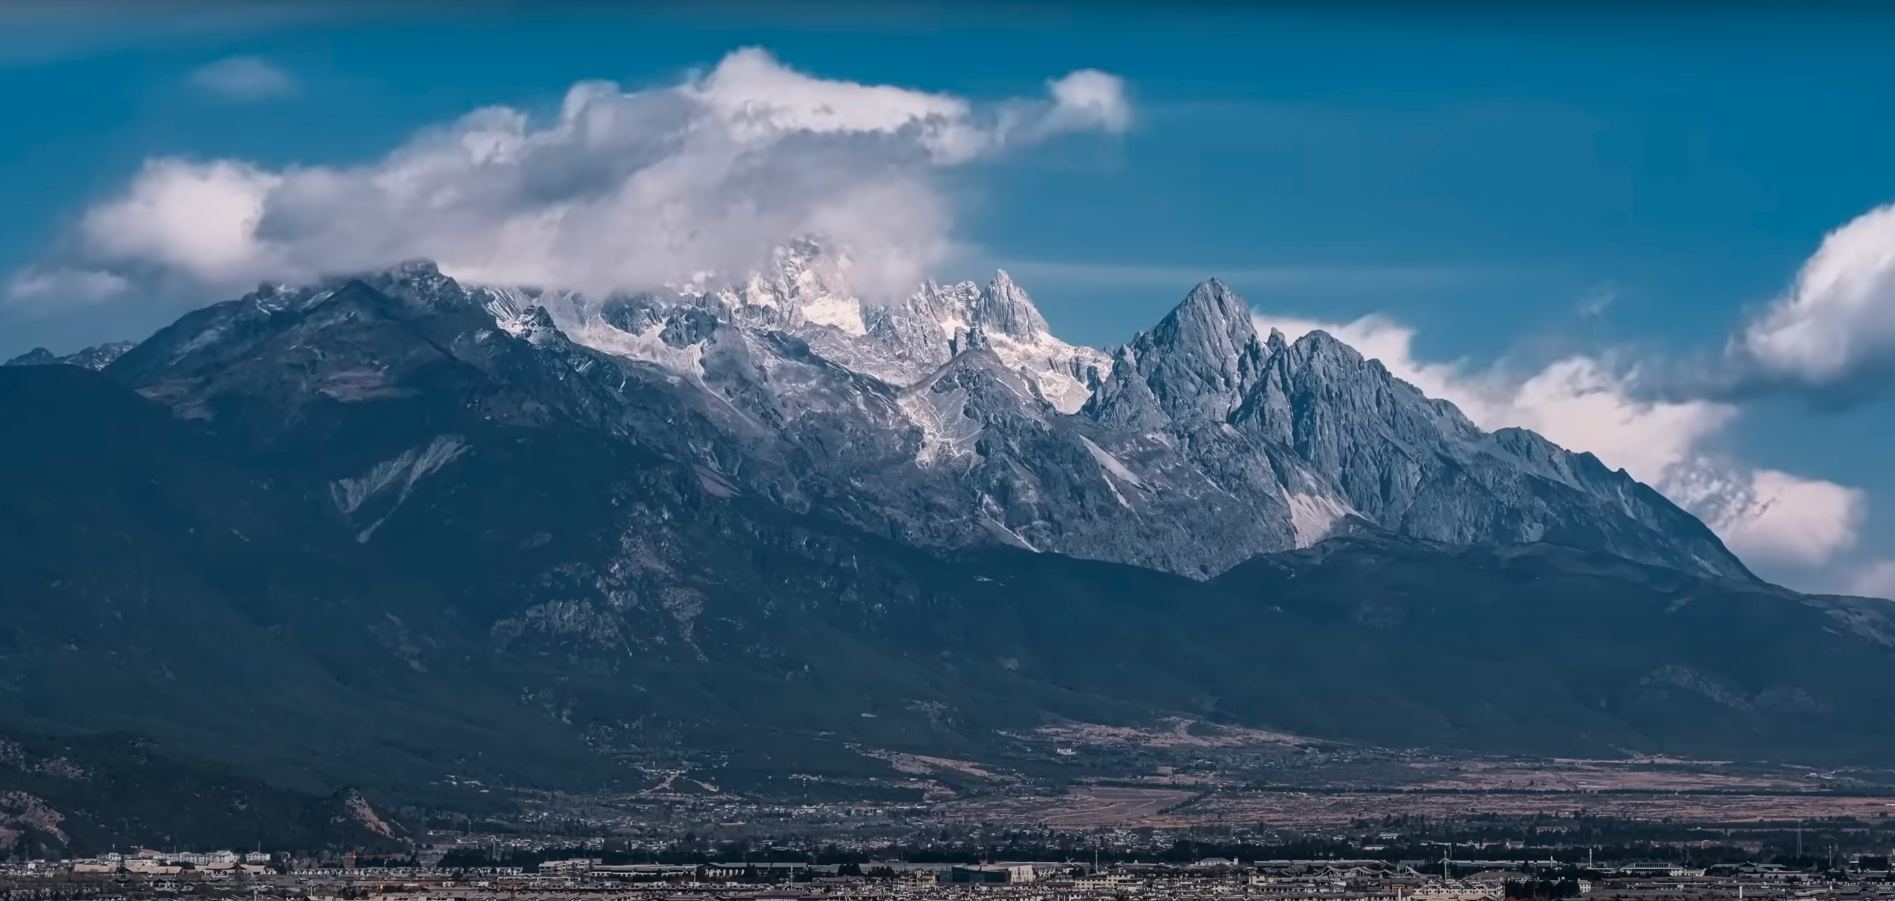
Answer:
[687,47,982,162]
[1255,311,1866,569]
[1664,463,1865,568]
[188,55,298,101]
[5,266,130,307]
[1850,561,1895,600]
[1731,200,1895,394]
[1042,70,1132,135]
[80,158,282,282]
[42,48,1129,303]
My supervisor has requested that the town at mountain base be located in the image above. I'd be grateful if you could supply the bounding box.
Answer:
[3,248,1890,848]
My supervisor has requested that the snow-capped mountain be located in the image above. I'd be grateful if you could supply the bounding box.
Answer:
[547,239,1110,413]
[96,243,1750,581]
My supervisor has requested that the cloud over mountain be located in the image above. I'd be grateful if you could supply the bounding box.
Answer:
[14,48,1127,305]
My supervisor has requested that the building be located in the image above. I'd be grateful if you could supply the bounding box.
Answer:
[1613,864,1705,878]
[538,858,600,875]
[945,865,1011,884]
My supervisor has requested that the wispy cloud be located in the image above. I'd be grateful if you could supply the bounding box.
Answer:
[189,55,297,101]
[1575,281,1616,321]
[5,266,130,308]
[0,1,348,68]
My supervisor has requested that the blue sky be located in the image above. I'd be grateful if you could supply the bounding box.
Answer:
[5,1,1895,594]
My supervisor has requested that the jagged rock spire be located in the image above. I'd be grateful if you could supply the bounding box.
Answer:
[971,269,1052,339]
[1086,278,1266,428]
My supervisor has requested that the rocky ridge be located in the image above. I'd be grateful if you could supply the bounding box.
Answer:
[73,241,1749,581]
[4,341,135,371]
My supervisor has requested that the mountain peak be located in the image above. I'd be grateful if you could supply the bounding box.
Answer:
[1084,279,1267,429]
[1264,327,1290,355]
[1160,278,1255,338]
[720,237,866,336]
[1177,277,1243,315]
[767,236,849,282]
[1155,279,1259,356]
[390,259,443,278]
[775,235,831,262]
[1141,279,1265,422]
[972,269,1051,338]
[4,348,58,367]
[1287,328,1362,364]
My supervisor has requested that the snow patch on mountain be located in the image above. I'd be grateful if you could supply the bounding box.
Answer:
[714,240,869,336]
[329,435,469,523]
[984,329,1108,415]
[476,287,537,337]
[565,316,707,379]
[798,292,868,335]
[1080,435,1144,489]
[899,386,981,466]
[1286,491,1353,548]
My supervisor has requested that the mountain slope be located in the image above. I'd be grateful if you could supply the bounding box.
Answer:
[1203,532,1895,759]
[0,365,615,797]
[2,351,1894,824]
